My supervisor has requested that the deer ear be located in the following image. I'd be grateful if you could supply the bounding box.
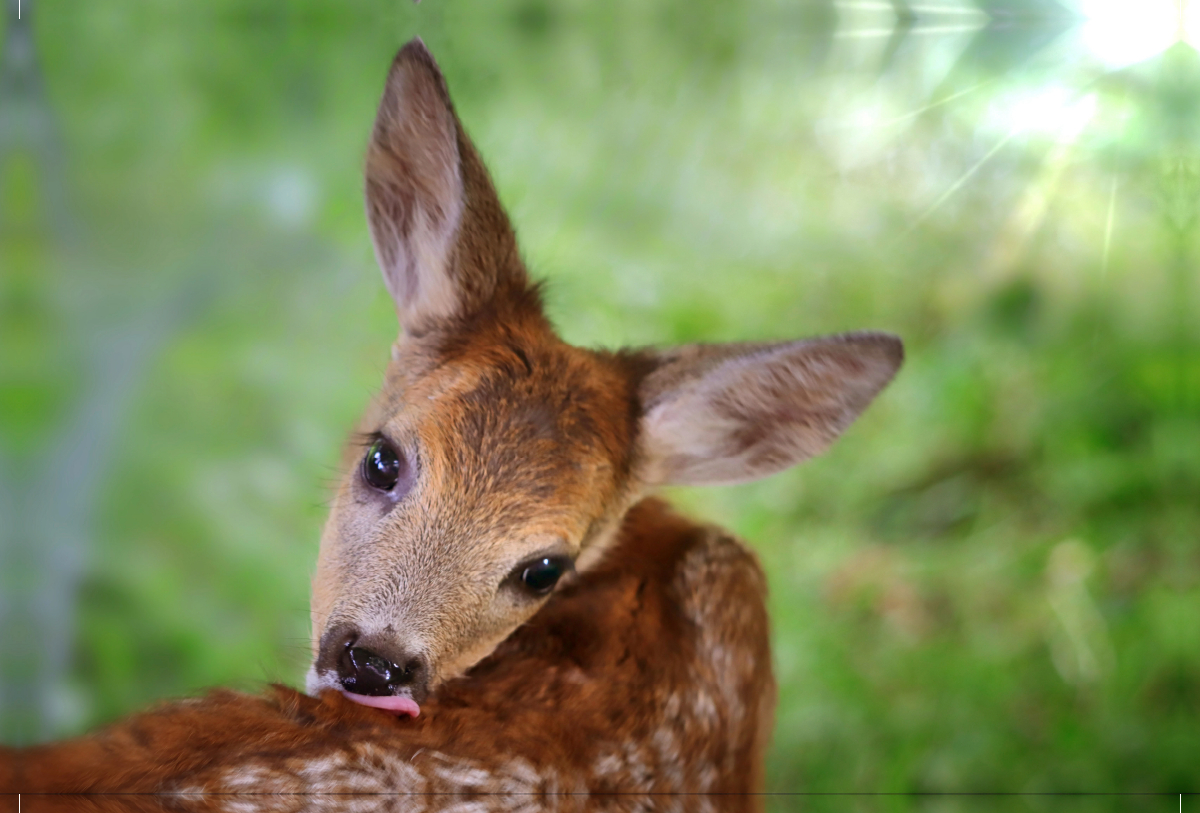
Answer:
[365,39,526,336]
[636,332,903,486]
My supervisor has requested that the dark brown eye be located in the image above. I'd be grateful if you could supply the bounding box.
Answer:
[362,439,403,492]
[517,556,571,595]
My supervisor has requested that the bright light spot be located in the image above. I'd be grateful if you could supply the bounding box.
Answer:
[1005,87,1096,141]
[1187,0,1200,49]
[1077,0,1187,69]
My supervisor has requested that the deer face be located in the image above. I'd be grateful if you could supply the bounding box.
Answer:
[308,325,641,707]
[306,40,903,715]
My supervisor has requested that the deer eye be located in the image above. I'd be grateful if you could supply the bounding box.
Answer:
[362,438,403,492]
[516,556,572,596]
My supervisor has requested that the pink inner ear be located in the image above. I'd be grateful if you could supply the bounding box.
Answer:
[638,333,903,487]
[341,690,421,718]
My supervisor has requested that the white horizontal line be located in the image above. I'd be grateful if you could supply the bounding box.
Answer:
[835,1,990,15]
[834,23,989,37]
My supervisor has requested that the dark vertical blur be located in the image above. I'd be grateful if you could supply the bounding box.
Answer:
[0,0,84,743]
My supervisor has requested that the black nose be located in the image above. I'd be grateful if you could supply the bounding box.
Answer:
[335,635,428,697]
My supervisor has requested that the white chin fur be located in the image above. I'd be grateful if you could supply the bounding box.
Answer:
[305,665,340,696]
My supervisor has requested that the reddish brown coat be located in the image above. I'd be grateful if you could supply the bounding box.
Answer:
[8,499,774,812]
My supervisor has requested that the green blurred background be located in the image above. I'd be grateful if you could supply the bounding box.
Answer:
[1,0,1197,806]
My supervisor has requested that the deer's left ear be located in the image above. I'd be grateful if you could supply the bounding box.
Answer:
[636,332,903,486]
[366,39,528,338]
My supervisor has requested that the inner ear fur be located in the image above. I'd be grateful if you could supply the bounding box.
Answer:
[366,39,529,338]
[636,331,904,487]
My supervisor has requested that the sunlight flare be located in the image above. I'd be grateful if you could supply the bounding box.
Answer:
[1077,0,1194,68]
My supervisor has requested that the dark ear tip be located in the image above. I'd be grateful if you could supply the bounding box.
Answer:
[396,37,438,72]
[840,330,904,373]
[875,332,904,369]
[381,38,452,113]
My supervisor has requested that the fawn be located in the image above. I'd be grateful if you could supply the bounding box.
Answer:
[4,38,901,807]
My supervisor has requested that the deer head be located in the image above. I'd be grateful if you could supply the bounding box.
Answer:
[305,39,903,715]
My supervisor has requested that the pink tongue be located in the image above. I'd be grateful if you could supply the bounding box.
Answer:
[340,691,420,718]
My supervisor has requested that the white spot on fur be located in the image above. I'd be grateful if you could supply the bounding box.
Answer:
[222,799,273,813]
[170,785,205,798]
[592,751,623,779]
[650,726,683,790]
[221,764,275,791]
[431,761,492,790]
[437,803,490,813]
[689,686,719,732]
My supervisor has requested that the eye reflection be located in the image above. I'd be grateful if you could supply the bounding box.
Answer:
[362,438,403,492]
[514,556,572,596]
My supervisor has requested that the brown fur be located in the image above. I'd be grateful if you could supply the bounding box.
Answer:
[8,500,775,812]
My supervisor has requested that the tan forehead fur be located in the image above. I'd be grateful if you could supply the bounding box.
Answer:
[379,307,643,532]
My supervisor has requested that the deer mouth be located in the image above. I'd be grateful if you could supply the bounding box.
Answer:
[340,690,420,718]
[305,663,422,718]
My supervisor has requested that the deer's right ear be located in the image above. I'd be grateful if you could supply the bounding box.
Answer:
[636,332,903,487]
[365,40,467,336]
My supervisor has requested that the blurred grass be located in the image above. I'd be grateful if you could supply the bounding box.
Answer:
[1,0,1197,803]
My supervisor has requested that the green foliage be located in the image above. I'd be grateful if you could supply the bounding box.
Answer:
[1,0,1196,800]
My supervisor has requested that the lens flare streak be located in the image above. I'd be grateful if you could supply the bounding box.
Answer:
[877,80,994,127]
[980,94,1098,281]
[1100,176,1118,282]
[907,126,1021,233]
[832,0,989,40]
[834,24,994,39]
